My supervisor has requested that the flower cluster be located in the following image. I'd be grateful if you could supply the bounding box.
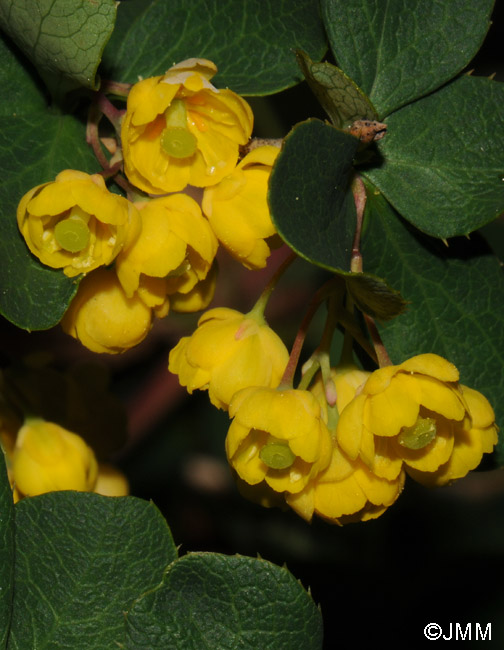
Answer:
[16,59,280,354]
[169,321,498,524]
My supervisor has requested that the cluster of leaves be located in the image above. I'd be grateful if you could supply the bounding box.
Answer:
[0,453,322,648]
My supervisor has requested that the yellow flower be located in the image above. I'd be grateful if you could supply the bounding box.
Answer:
[286,365,404,524]
[61,268,153,354]
[116,194,217,315]
[226,386,333,494]
[168,307,289,410]
[17,170,140,277]
[202,146,279,269]
[121,58,253,194]
[93,462,129,496]
[11,418,98,497]
[336,354,498,485]
[168,263,218,313]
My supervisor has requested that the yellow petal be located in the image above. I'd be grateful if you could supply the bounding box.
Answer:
[336,393,366,459]
[398,353,459,382]
[366,376,420,437]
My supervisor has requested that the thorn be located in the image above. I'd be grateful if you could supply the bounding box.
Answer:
[466,68,474,76]
[441,238,449,247]
[465,233,471,240]
[488,72,496,80]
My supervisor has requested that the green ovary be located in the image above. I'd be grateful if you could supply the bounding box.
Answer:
[398,416,437,450]
[161,99,197,158]
[260,442,296,470]
[54,211,91,253]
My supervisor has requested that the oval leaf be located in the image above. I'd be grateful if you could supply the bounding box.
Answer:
[364,75,504,239]
[361,186,504,466]
[101,0,327,96]
[269,119,359,272]
[0,0,117,94]
[124,553,323,649]
[8,493,178,649]
[321,0,494,117]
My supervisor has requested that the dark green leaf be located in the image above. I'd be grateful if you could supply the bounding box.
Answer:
[0,112,98,330]
[8,493,177,649]
[123,552,323,650]
[0,453,14,649]
[269,119,359,272]
[321,0,494,117]
[0,33,47,116]
[361,186,504,465]
[295,50,378,128]
[0,0,116,95]
[101,0,327,96]
[364,75,504,238]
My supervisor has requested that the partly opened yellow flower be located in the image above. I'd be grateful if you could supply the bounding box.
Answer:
[17,170,139,277]
[168,307,289,410]
[61,268,153,354]
[121,58,253,194]
[336,354,498,486]
[286,366,405,524]
[226,387,332,494]
[116,193,218,315]
[202,146,279,269]
[11,418,98,497]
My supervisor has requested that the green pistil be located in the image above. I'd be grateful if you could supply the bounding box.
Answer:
[54,211,90,253]
[259,442,296,470]
[160,99,197,158]
[398,416,437,450]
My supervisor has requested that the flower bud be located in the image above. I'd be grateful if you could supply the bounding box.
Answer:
[168,307,289,410]
[12,418,98,497]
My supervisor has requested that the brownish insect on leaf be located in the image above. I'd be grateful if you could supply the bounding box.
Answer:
[348,120,387,143]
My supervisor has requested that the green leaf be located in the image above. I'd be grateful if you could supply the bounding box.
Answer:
[123,553,323,649]
[364,75,504,239]
[0,453,14,649]
[7,493,177,649]
[0,34,47,116]
[361,186,504,465]
[0,111,98,330]
[101,0,327,96]
[0,0,117,95]
[321,0,494,117]
[295,50,378,128]
[269,119,359,272]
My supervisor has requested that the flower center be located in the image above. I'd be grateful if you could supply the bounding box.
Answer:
[54,208,90,253]
[398,416,437,450]
[160,99,197,158]
[259,442,296,470]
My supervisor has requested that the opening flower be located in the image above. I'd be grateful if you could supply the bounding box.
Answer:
[61,268,154,354]
[17,170,140,277]
[121,58,253,194]
[168,307,289,410]
[226,387,333,494]
[286,365,405,524]
[202,145,280,269]
[116,193,218,315]
[335,354,498,486]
